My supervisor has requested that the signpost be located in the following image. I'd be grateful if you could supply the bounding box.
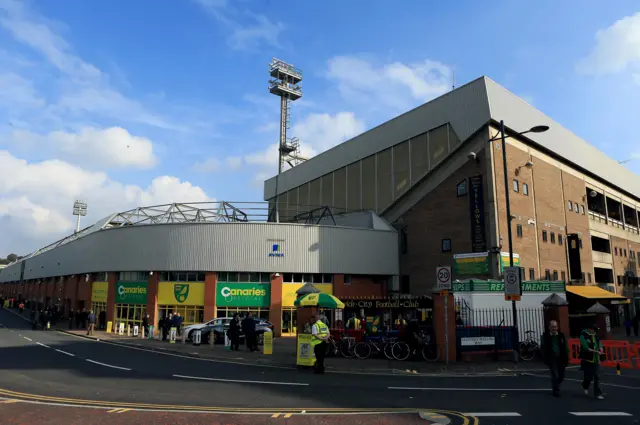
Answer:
[436,266,452,365]
[504,266,522,302]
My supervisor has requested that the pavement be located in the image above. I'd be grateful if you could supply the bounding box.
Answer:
[12,307,548,376]
[1,307,640,424]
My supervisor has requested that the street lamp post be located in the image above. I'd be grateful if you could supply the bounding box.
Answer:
[491,120,549,355]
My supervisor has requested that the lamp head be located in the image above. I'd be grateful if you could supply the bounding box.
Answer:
[529,125,549,133]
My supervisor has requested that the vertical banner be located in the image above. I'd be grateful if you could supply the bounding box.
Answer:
[567,234,582,281]
[468,175,487,253]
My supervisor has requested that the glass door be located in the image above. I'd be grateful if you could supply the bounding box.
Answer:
[281,308,297,336]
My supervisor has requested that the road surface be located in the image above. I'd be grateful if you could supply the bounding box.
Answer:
[0,308,638,424]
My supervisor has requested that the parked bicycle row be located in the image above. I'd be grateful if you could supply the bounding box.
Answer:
[324,330,441,362]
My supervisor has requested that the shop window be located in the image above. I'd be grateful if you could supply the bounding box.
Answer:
[94,272,108,281]
[551,232,556,244]
[529,268,535,280]
[568,200,573,211]
[441,239,452,252]
[545,269,551,280]
[558,234,563,245]
[516,224,523,238]
[344,275,352,285]
[312,274,323,284]
[217,307,270,321]
[456,180,467,197]
[523,183,529,196]
[542,231,548,242]
[158,305,204,326]
[323,274,333,284]
[513,180,519,193]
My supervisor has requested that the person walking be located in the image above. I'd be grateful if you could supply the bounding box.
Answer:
[229,314,241,351]
[242,313,257,352]
[87,310,96,336]
[542,320,569,397]
[18,301,24,315]
[31,310,38,330]
[68,309,74,330]
[142,313,150,337]
[311,313,330,374]
[580,324,604,399]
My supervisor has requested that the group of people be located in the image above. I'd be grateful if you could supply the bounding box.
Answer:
[542,320,604,399]
[159,312,183,341]
[68,308,105,331]
[227,312,259,352]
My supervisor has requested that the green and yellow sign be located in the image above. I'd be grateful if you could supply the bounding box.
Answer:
[500,252,521,272]
[158,282,205,306]
[115,281,148,304]
[453,280,565,293]
[453,252,489,275]
[216,283,270,307]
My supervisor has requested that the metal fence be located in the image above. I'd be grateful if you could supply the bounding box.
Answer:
[455,300,545,354]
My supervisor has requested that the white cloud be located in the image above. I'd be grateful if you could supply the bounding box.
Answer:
[192,0,284,50]
[193,157,221,173]
[577,12,640,76]
[326,56,452,111]
[225,156,243,169]
[0,72,45,109]
[0,150,213,255]
[5,127,157,169]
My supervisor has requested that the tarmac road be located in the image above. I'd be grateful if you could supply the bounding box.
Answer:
[1,308,639,424]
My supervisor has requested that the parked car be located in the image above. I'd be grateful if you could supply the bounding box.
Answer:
[199,318,274,345]
[184,317,232,341]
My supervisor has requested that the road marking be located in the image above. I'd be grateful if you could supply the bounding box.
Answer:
[55,349,75,357]
[23,336,32,341]
[86,359,131,371]
[0,399,20,404]
[570,412,632,417]
[172,374,308,386]
[389,387,548,391]
[523,373,640,390]
[271,413,281,418]
[464,412,521,417]
[36,342,50,348]
[107,408,131,413]
[283,413,293,418]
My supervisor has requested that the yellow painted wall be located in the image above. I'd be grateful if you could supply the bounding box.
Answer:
[158,282,205,306]
[91,281,108,303]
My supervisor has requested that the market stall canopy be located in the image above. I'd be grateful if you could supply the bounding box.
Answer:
[566,285,629,303]
[295,282,321,296]
[294,293,345,309]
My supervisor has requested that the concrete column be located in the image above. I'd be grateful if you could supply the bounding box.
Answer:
[433,293,456,363]
[270,273,283,337]
[106,272,117,323]
[204,272,217,321]
[147,272,159,329]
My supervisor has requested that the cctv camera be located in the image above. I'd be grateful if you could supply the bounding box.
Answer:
[274,272,281,277]
[149,271,154,276]
[589,190,597,198]
[468,152,477,160]
[525,161,534,168]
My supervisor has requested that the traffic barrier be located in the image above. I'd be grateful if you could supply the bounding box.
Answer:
[567,338,634,368]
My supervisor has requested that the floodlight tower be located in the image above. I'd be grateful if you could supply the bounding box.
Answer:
[269,58,306,222]
[72,200,88,233]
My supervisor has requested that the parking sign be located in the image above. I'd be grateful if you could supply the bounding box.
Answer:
[436,266,452,291]
[504,266,521,296]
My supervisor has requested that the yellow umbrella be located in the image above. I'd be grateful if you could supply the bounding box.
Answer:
[294,293,345,309]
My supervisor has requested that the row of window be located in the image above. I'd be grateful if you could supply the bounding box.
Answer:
[540,230,566,246]
[513,180,529,196]
[527,268,593,283]
[281,274,334,284]
[567,200,586,215]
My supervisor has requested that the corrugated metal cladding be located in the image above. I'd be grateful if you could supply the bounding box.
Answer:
[263,77,492,199]
[0,223,399,282]
[484,78,640,200]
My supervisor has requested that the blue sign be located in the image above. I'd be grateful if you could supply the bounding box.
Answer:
[268,241,284,258]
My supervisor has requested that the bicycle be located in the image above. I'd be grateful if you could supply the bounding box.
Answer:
[519,330,540,361]
[392,332,440,362]
[326,334,356,358]
[353,335,397,360]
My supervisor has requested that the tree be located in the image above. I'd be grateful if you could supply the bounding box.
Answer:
[6,254,18,262]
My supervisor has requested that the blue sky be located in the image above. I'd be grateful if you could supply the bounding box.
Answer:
[0,0,639,256]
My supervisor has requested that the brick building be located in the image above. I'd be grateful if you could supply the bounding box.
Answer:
[264,77,640,312]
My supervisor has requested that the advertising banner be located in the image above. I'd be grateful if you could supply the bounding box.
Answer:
[468,175,487,252]
[296,334,314,366]
[158,282,205,306]
[499,252,521,273]
[453,252,489,275]
[91,281,108,303]
[115,281,148,304]
[216,283,270,307]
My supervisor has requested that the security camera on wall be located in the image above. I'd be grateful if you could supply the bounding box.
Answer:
[589,190,598,198]
[85,274,89,282]
[468,151,477,161]
[149,271,154,276]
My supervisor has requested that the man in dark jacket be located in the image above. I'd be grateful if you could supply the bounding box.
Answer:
[87,310,96,336]
[541,320,569,397]
[242,313,257,352]
[228,314,241,351]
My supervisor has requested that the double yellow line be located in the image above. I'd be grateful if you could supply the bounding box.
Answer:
[0,388,477,424]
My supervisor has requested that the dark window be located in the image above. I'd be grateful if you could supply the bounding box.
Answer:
[568,200,573,210]
[283,273,293,283]
[513,180,519,193]
[344,275,352,285]
[227,272,238,282]
[323,274,333,284]
[580,205,585,214]
[615,247,618,256]
[441,239,452,252]
[579,239,583,249]
[551,232,556,244]
[582,272,586,282]
[588,273,592,283]
[574,203,579,213]
[542,230,548,242]
[553,270,558,280]
[561,271,566,282]
[529,268,535,280]
[558,234,563,245]
[456,180,467,197]
[624,249,627,257]
[523,183,529,196]
[238,272,250,282]
[545,269,551,280]
[400,228,408,254]
[401,275,410,293]
[516,224,523,238]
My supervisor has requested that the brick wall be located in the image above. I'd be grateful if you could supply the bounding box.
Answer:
[561,171,594,282]
[333,275,387,298]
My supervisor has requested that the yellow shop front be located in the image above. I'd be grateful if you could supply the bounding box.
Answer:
[158,281,205,325]
[281,283,333,336]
